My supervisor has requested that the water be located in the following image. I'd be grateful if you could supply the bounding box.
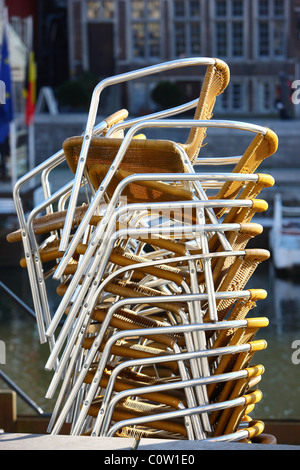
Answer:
[246,263,300,420]
[0,265,60,415]
[0,260,300,421]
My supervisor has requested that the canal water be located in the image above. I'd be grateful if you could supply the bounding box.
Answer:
[0,258,300,421]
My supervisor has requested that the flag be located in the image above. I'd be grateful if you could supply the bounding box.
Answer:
[0,26,14,143]
[24,50,36,126]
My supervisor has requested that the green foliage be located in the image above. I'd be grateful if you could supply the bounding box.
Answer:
[151,81,183,109]
[55,71,98,110]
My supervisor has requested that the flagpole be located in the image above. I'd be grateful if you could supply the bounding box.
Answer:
[26,16,35,172]
[28,15,34,172]
[9,120,17,187]
[28,117,35,171]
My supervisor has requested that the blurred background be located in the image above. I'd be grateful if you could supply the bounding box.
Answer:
[1,0,300,445]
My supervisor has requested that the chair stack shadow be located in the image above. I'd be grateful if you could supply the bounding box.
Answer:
[7,57,278,443]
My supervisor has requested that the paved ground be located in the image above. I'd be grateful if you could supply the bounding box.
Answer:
[0,433,299,450]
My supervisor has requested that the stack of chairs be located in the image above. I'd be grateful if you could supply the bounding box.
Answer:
[7,57,278,443]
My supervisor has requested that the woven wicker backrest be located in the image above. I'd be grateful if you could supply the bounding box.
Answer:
[213,129,278,218]
[180,59,230,163]
[63,135,194,203]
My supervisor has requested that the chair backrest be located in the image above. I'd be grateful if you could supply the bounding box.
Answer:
[199,249,269,323]
[180,59,230,163]
[213,129,278,218]
[63,136,194,203]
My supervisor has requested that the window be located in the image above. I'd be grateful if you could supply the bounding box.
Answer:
[190,22,201,55]
[258,0,269,16]
[130,81,157,114]
[174,1,185,17]
[232,0,244,16]
[216,22,227,57]
[131,0,161,59]
[132,23,145,58]
[216,0,227,17]
[256,80,276,112]
[273,20,285,56]
[274,0,285,16]
[232,82,243,109]
[131,0,145,19]
[148,22,160,57]
[87,1,114,20]
[256,0,287,58]
[258,21,269,56]
[213,0,245,58]
[173,0,202,57]
[232,22,243,57]
[262,82,271,109]
[215,81,245,113]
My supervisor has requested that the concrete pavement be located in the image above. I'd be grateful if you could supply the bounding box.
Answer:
[1,433,299,450]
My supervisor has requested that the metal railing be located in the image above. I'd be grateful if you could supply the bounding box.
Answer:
[0,280,50,417]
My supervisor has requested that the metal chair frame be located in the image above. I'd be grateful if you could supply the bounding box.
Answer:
[54,118,271,280]
[48,313,265,436]
[8,56,278,442]
[58,57,230,252]
[44,196,259,372]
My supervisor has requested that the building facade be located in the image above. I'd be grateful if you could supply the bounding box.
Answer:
[4,0,300,116]
[66,0,300,116]
[3,0,69,111]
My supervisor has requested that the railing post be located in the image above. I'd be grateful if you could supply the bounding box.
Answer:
[0,390,17,432]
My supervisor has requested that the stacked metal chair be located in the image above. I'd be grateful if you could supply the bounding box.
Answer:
[7,57,278,443]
